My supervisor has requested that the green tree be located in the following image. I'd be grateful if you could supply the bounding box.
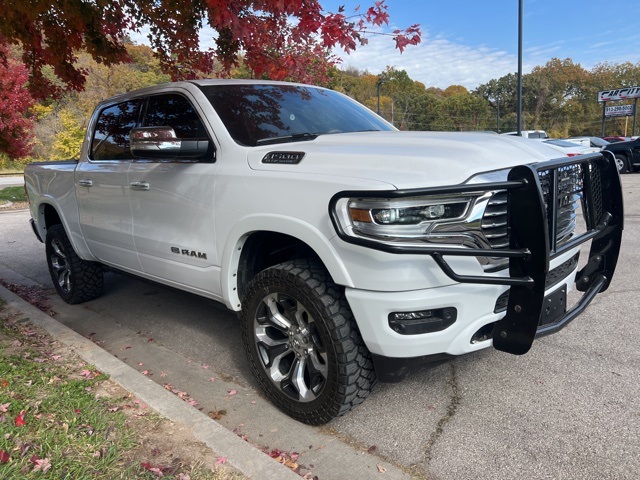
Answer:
[51,110,85,160]
[435,89,492,131]
[31,44,171,161]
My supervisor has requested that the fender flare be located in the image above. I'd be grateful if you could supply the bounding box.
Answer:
[34,198,95,261]
[219,214,353,311]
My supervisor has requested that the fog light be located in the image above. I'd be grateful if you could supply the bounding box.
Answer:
[388,308,457,335]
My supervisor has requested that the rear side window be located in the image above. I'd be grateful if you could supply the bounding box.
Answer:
[143,94,209,139]
[91,100,142,160]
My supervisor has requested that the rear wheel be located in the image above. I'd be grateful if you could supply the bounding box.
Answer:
[45,224,104,304]
[240,259,375,424]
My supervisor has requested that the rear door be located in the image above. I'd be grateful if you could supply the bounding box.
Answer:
[127,92,221,296]
[76,99,143,271]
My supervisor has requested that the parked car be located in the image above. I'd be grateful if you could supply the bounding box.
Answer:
[502,130,548,139]
[602,136,630,143]
[603,136,640,172]
[537,139,598,156]
[565,136,610,149]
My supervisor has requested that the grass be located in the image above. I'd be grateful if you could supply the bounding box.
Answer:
[0,186,28,203]
[0,300,245,479]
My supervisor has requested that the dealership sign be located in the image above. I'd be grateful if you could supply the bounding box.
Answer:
[605,104,635,117]
[598,86,640,102]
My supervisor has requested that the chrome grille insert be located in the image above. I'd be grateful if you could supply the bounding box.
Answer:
[481,191,508,248]
[481,163,589,252]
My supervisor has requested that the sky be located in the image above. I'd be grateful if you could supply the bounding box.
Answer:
[319,0,640,90]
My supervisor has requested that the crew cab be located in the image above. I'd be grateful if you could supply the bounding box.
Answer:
[24,80,624,424]
[603,136,640,173]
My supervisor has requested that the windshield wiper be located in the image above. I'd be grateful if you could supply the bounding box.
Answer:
[255,132,319,146]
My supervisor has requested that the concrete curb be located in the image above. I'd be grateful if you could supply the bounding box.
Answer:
[0,284,301,480]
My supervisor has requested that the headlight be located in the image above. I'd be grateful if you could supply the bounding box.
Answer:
[333,194,478,244]
[331,170,517,271]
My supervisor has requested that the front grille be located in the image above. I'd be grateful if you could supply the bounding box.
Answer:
[481,161,602,252]
[538,164,582,247]
[584,162,604,227]
[481,191,508,248]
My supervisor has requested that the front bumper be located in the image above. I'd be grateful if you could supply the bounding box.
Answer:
[332,152,624,364]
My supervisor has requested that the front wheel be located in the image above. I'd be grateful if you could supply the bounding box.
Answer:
[240,259,375,424]
[45,224,104,304]
[615,154,629,174]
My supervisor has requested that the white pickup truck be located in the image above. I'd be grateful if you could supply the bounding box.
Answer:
[24,80,624,424]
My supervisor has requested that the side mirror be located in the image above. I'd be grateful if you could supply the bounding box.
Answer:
[130,126,210,160]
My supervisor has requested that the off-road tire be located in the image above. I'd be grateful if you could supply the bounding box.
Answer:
[240,259,376,425]
[45,224,104,304]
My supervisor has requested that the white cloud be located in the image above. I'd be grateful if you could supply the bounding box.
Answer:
[336,30,522,90]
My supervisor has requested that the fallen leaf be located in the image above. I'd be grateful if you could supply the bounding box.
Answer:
[376,464,387,473]
[33,457,52,473]
[0,450,9,463]
[138,362,144,366]
[160,372,167,378]
[201,364,210,369]
[141,461,167,476]
[142,370,152,376]
[50,355,61,360]
[80,370,92,378]
[208,377,216,382]
[208,409,227,420]
[15,410,26,427]
[367,445,377,453]
[0,403,9,413]
[228,390,237,395]
[215,457,227,465]
[0,380,7,388]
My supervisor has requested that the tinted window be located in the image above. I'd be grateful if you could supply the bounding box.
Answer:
[545,139,580,147]
[199,84,394,146]
[143,94,209,139]
[91,100,141,160]
[527,132,547,139]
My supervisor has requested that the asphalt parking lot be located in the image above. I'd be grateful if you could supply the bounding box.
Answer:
[1,174,639,479]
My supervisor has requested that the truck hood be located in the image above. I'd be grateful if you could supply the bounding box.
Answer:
[247,131,562,189]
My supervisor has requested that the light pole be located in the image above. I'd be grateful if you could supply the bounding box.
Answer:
[496,91,502,133]
[517,0,523,135]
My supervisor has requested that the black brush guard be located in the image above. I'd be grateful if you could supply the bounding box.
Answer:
[329,152,623,355]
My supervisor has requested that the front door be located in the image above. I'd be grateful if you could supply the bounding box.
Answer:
[128,93,221,297]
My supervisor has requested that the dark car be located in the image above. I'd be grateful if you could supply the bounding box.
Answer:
[603,137,640,173]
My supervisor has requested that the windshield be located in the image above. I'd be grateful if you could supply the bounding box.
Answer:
[199,84,394,146]
[544,139,581,148]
